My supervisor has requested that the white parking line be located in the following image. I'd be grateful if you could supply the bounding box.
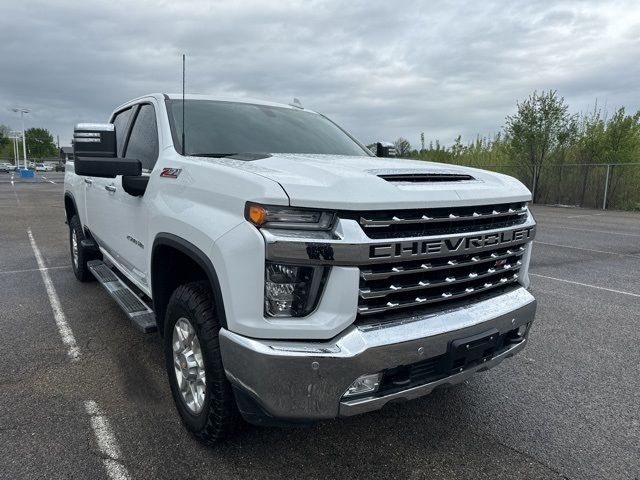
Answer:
[0,265,70,276]
[566,212,606,219]
[84,401,131,480]
[533,240,640,259]
[530,273,640,298]
[27,229,80,361]
[533,212,607,219]
[42,176,56,184]
[11,182,20,205]
[540,225,640,237]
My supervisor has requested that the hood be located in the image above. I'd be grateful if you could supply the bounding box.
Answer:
[221,154,531,210]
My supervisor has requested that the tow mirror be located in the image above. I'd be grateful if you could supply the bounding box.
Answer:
[73,123,141,178]
[375,142,397,158]
[73,123,116,158]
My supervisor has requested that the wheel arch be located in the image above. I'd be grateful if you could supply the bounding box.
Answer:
[151,233,227,336]
[64,192,77,223]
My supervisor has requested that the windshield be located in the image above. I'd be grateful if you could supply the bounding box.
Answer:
[166,100,370,157]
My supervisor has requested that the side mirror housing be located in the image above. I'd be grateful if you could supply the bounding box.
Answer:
[73,123,116,158]
[73,123,141,178]
[375,141,397,158]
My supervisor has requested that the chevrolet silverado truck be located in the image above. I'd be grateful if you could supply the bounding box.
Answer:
[64,94,536,443]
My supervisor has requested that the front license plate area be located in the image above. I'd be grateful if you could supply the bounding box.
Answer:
[446,328,499,374]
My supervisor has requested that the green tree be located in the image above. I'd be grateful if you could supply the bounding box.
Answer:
[0,124,10,149]
[573,106,606,205]
[0,125,17,162]
[596,107,640,208]
[394,137,412,157]
[451,135,464,158]
[505,90,576,202]
[25,127,57,159]
[601,107,640,164]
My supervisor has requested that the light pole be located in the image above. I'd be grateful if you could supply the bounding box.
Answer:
[9,131,22,168]
[11,107,30,169]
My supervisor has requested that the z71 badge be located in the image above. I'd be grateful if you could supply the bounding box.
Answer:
[160,167,182,178]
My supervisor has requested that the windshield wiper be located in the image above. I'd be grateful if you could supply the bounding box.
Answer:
[187,153,238,158]
[187,152,272,161]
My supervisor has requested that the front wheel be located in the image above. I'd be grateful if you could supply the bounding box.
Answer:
[164,281,240,444]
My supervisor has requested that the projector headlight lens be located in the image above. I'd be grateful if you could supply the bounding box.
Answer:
[264,262,327,317]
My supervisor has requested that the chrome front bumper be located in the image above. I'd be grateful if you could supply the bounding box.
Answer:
[219,287,536,422]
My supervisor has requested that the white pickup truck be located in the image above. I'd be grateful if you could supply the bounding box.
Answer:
[64,94,536,443]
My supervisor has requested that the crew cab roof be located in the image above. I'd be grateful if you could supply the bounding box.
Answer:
[113,93,314,113]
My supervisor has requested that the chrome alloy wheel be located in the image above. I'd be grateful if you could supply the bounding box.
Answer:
[172,317,207,414]
[71,229,78,268]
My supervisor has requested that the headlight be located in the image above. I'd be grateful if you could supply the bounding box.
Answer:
[264,262,327,317]
[246,203,336,231]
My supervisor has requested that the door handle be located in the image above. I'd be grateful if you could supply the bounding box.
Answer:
[105,185,117,192]
[84,178,93,185]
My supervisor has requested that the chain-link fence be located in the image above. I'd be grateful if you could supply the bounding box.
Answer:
[470,163,640,211]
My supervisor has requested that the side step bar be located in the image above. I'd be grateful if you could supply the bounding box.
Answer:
[87,260,157,333]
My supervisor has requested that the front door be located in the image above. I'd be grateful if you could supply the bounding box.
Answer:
[102,102,159,291]
[84,106,135,256]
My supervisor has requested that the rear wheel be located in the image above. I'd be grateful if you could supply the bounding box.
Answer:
[69,215,95,282]
[164,281,240,444]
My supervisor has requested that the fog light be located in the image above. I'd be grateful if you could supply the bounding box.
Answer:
[343,373,382,398]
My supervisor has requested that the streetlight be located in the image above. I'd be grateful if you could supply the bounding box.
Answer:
[11,107,30,170]
[8,131,22,167]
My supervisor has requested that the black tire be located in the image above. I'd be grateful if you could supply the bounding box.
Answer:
[69,215,95,282]
[164,281,240,444]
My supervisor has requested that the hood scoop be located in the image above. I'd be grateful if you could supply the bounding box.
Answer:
[377,172,476,183]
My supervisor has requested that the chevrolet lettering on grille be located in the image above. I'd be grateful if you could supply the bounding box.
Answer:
[369,226,535,260]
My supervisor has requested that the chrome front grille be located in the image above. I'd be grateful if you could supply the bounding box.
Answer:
[357,245,526,316]
[356,202,527,239]
[261,201,535,320]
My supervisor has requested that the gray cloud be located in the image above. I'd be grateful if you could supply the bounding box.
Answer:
[1,0,639,150]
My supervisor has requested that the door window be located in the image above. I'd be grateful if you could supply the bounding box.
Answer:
[125,104,159,171]
[111,108,133,157]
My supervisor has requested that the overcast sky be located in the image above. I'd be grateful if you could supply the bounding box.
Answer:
[1,0,639,149]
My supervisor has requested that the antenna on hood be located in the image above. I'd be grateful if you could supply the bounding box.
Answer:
[182,54,186,156]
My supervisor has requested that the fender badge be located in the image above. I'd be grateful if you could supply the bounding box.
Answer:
[160,167,182,178]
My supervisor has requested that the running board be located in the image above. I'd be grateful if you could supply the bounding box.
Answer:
[87,260,157,333]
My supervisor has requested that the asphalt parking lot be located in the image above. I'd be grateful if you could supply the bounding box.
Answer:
[1,171,638,480]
